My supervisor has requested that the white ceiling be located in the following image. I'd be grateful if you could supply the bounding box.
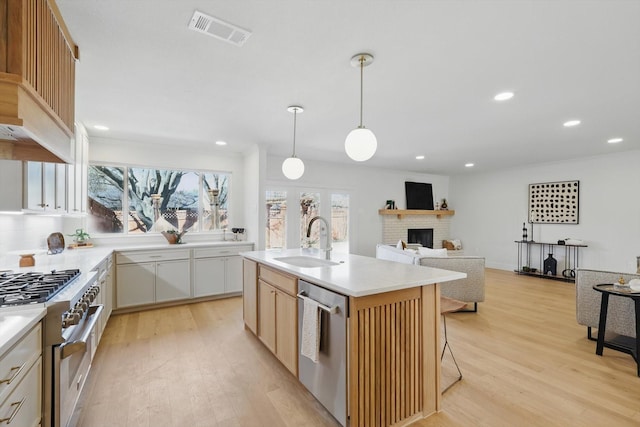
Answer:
[56,0,640,175]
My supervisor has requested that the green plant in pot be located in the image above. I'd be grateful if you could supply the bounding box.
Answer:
[68,228,91,245]
[161,229,187,244]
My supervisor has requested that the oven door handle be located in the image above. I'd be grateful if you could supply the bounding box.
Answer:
[60,305,103,359]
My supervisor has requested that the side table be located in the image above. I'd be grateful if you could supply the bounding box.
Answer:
[592,284,640,376]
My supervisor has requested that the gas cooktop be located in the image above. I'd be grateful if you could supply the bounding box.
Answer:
[0,269,81,307]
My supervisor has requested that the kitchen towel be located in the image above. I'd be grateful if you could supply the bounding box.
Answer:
[301,297,321,363]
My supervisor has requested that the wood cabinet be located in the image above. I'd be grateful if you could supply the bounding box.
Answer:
[0,0,78,163]
[257,265,298,375]
[192,244,252,297]
[242,259,258,334]
[0,323,42,427]
[116,249,191,308]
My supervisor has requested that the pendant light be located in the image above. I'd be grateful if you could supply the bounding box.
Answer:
[345,53,377,162]
[282,105,305,180]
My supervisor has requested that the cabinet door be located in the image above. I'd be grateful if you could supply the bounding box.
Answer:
[276,291,298,375]
[25,161,43,210]
[225,256,243,293]
[116,262,155,308]
[193,257,225,297]
[258,280,277,353]
[156,259,191,302]
[55,163,67,211]
[105,257,114,318]
[43,163,55,211]
[243,259,258,334]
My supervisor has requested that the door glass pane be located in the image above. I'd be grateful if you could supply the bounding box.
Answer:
[203,173,230,230]
[127,168,199,233]
[331,193,349,253]
[26,161,42,209]
[266,191,287,249]
[300,192,320,247]
[87,166,125,233]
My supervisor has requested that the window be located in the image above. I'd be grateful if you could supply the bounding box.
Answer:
[266,190,287,249]
[331,193,349,253]
[88,166,125,233]
[87,165,230,235]
[300,192,320,247]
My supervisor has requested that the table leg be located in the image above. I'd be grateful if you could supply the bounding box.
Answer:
[635,299,640,377]
[596,293,609,356]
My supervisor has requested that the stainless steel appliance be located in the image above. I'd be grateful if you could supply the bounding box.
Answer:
[297,280,348,427]
[0,268,102,427]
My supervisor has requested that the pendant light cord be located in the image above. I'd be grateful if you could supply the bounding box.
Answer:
[292,108,298,157]
[359,56,364,128]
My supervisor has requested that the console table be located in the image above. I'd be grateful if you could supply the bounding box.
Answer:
[514,241,587,282]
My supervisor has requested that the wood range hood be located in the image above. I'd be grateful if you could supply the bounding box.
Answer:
[0,0,78,164]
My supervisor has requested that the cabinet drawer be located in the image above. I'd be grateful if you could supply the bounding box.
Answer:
[0,356,41,427]
[259,265,297,296]
[193,245,253,259]
[117,249,190,264]
[0,324,41,404]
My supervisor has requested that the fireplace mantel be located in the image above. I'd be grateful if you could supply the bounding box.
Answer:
[378,209,455,219]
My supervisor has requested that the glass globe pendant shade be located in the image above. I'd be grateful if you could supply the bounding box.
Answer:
[282,156,305,180]
[345,127,377,162]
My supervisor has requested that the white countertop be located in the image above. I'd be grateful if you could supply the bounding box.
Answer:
[0,305,46,356]
[241,249,466,297]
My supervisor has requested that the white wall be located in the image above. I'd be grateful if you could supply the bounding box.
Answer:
[243,145,266,249]
[449,150,640,273]
[265,156,450,256]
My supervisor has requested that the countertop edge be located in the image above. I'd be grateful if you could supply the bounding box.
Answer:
[0,306,46,356]
[241,250,467,297]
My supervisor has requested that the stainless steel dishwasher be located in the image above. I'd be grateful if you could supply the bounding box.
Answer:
[297,279,349,427]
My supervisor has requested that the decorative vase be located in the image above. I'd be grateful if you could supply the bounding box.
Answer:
[543,253,557,276]
[522,222,528,242]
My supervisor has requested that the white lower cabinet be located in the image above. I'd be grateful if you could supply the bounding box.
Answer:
[192,245,252,297]
[0,323,42,427]
[156,260,191,302]
[116,249,191,308]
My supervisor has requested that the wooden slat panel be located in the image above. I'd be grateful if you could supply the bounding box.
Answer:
[349,287,429,427]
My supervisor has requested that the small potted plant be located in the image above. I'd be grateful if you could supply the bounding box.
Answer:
[161,229,187,244]
[68,228,91,247]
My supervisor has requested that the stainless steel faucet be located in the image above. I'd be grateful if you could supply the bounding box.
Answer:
[307,216,332,260]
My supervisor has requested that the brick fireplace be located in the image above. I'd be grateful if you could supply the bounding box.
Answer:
[380,210,452,249]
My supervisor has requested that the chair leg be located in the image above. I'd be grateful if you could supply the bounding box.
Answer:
[441,314,463,392]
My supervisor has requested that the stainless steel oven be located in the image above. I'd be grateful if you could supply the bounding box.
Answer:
[42,271,102,427]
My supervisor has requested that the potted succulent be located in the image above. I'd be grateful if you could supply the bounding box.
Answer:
[68,228,91,246]
[161,229,187,244]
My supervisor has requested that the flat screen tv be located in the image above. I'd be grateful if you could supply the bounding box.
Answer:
[405,181,434,210]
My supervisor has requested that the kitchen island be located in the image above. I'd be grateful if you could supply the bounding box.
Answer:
[241,249,466,427]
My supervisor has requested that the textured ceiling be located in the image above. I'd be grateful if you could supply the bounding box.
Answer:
[57,0,640,175]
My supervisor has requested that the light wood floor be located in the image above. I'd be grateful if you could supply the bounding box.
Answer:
[75,269,640,427]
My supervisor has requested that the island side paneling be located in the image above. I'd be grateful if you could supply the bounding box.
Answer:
[348,284,441,427]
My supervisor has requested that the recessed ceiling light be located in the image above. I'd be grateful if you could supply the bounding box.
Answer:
[416,155,425,160]
[494,92,514,101]
[215,140,227,146]
[607,138,623,144]
[93,125,109,131]
[563,120,581,127]
[465,163,474,167]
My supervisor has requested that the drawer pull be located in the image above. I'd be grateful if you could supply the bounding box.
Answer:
[0,396,26,424]
[149,255,162,259]
[0,365,24,385]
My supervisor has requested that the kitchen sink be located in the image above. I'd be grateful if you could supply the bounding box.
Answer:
[274,256,341,268]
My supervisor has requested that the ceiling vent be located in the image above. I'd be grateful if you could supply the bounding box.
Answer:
[188,10,252,47]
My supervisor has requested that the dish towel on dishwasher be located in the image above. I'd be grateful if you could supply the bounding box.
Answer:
[301,297,321,363]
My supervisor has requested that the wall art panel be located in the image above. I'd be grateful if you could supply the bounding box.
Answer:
[528,180,579,224]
